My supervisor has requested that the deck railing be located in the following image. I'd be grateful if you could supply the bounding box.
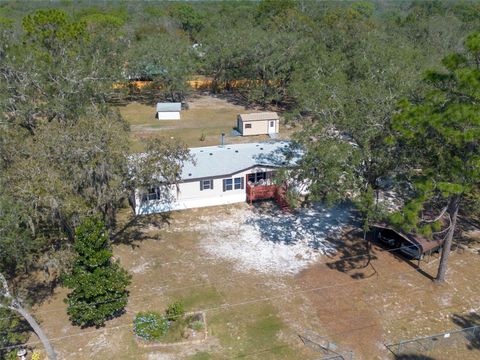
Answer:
[246,183,290,210]
[246,183,277,203]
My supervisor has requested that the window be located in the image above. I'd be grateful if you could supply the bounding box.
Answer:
[247,171,276,185]
[142,187,161,202]
[270,121,274,127]
[200,179,213,191]
[245,123,252,129]
[223,178,233,191]
[234,177,244,190]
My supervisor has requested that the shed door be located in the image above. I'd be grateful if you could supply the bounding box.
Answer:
[268,120,275,134]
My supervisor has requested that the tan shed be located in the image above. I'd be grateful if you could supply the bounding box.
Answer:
[237,112,279,136]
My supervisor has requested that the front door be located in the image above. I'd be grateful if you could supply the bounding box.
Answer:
[268,120,276,134]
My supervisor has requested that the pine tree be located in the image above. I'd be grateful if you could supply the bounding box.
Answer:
[63,217,131,327]
[392,31,480,282]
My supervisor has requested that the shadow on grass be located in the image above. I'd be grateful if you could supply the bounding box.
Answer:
[112,212,171,248]
[212,90,256,109]
[326,228,379,279]
[451,312,480,350]
[394,355,437,360]
[326,228,436,281]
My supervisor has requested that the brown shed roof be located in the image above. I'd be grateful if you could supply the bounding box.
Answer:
[373,223,444,254]
[239,112,279,122]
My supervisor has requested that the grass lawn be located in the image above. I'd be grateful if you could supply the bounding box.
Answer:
[117,94,294,151]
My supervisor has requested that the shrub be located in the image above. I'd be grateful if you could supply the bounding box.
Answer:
[134,311,169,341]
[190,320,204,331]
[165,301,185,321]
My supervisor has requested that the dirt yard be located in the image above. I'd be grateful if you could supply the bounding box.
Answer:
[118,94,295,152]
[29,202,480,360]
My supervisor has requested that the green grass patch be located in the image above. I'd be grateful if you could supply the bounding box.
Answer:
[206,302,298,359]
[171,286,224,311]
[188,352,212,360]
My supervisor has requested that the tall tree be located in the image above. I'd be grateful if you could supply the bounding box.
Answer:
[391,31,480,282]
[63,217,131,327]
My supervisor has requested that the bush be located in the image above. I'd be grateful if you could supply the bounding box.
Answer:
[165,301,185,321]
[190,320,204,331]
[134,311,169,341]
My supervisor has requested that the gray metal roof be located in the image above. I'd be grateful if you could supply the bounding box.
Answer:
[156,102,182,112]
[181,141,300,181]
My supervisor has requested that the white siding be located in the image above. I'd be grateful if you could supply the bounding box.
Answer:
[157,111,181,120]
[238,118,279,136]
[135,166,276,214]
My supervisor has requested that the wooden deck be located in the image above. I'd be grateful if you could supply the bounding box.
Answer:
[246,183,290,210]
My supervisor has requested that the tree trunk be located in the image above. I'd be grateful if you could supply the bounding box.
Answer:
[435,195,461,283]
[11,301,57,360]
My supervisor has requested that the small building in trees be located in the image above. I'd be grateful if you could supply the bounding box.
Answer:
[156,102,182,120]
[133,141,304,214]
[237,112,279,136]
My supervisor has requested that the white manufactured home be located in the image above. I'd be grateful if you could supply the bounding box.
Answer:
[134,141,301,215]
[156,102,182,120]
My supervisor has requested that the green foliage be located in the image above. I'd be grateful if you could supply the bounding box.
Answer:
[190,320,204,331]
[355,185,381,233]
[165,301,185,322]
[0,308,29,360]
[22,9,87,52]
[126,32,195,101]
[0,16,14,28]
[285,188,300,209]
[63,217,131,327]
[144,6,165,18]
[0,195,38,276]
[256,0,296,22]
[351,2,375,18]
[134,311,169,341]
[168,3,204,38]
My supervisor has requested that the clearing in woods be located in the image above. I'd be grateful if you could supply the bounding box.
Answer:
[118,94,294,152]
[29,203,480,359]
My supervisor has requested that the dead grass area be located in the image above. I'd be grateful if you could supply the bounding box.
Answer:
[118,94,295,152]
[297,230,480,359]
[28,203,480,360]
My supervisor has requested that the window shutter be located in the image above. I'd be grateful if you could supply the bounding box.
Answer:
[200,180,204,191]
[241,177,244,189]
[222,179,226,192]
[211,179,214,190]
